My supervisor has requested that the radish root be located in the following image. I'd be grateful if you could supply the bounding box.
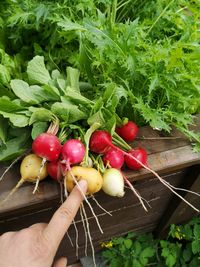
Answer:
[32,158,46,194]
[80,204,88,256]
[125,152,200,212]
[81,203,97,267]
[0,178,24,205]
[91,195,112,217]
[123,175,149,212]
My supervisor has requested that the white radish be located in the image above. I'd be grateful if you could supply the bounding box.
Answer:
[102,168,125,197]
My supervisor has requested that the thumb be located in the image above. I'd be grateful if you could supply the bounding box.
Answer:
[52,257,67,267]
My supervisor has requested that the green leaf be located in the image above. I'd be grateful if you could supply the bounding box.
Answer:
[62,89,93,105]
[31,121,48,139]
[192,240,200,254]
[124,239,133,249]
[182,245,192,262]
[66,67,80,92]
[51,102,87,123]
[0,111,29,127]
[10,79,38,104]
[0,116,8,144]
[87,110,105,126]
[140,247,155,258]
[27,56,51,84]
[0,96,26,112]
[0,132,31,161]
[58,20,86,32]
[10,80,59,104]
[193,224,200,240]
[0,64,10,84]
[29,107,53,125]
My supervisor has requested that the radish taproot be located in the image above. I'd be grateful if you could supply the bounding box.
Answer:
[103,148,124,169]
[102,168,125,197]
[32,133,62,162]
[47,161,65,181]
[116,121,139,142]
[1,154,48,204]
[65,166,103,195]
[61,139,85,166]
[125,148,147,170]
[89,130,112,154]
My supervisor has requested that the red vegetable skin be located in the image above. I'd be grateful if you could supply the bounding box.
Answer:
[116,121,139,142]
[125,148,148,170]
[103,148,124,169]
[47,161,65,181]
[89,130,112,154]
[32,133,62,162]
[61,139,85,165]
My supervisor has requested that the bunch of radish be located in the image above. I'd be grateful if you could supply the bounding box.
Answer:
[1,119,200,267]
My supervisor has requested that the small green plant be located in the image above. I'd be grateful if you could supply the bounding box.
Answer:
[101,216,200,267]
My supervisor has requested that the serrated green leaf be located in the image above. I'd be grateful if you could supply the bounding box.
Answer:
[192,240,200,254]
[193,224,200,240]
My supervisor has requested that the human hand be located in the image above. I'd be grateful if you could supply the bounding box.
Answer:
[0,180,88,267]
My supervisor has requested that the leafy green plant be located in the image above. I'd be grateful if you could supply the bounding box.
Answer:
[0,0,200,153]
[101,216,200,267]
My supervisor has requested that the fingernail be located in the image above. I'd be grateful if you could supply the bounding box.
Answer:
[78,179,88,194]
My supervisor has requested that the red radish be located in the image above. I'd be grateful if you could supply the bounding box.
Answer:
[47,161,65,181]
[61,139,85,165]
[125,148,147,170]
[89,130,112,154]
[32,133,62,162]
[116,121,139,142]
[103,148,124,169]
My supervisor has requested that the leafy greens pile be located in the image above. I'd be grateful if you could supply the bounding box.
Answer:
[0,0,200,161]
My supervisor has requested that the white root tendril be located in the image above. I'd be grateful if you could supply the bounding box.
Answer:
[126,152,200,212]
[32,158,46,194]
[80,204,88,256]
[123,175,149,212]
[0,179,24,205]
[81,203,97,267]
[91,195,112,216]
[63,187,74,248]
[0,156,21,182]
[72,219,79,259]
[67,165,103,234]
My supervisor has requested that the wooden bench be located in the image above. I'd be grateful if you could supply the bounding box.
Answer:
[0,117,200,265]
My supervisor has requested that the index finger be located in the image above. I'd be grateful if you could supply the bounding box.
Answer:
[43,180,87,252]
